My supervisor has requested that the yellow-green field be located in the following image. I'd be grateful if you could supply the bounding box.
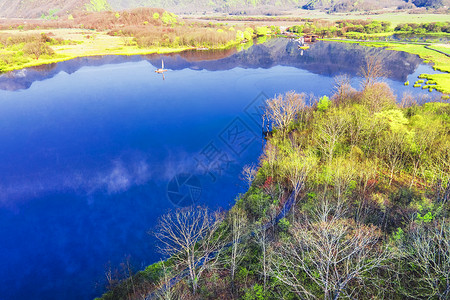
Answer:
[317,12,450,26]
[368,42,450,94]
[193,11,450,26]
[324,38,450,94]
[0,28,239,73]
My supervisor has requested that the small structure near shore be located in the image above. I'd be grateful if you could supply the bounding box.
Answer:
[155,59,167,74]
[303,34,318,43]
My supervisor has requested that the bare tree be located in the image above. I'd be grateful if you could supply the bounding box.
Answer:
[269,201,392,300]
[123,256,136,298]
[332,74,355,106]
[315,111,349,165]
[399,92,416,108]
[154,261,179,300]
[103,257,138,300]
[328,157,357,203]
[241,164,257,188]
[255,224,270,291]
[261,141,279,179]
[359,55,388,89]
[401,220,450,300]
[278,147,316,221]
[354,158,378,222]
[408,127,437,188]
[154,206,225,294]
[228,206,248,294]
[380,131,407,186]
[251,199,279,291]
[265,91,306,137]
[431,146,450,200]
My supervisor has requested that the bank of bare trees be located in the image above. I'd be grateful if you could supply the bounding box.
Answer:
[269,201,392,300]
[154,206,226,294]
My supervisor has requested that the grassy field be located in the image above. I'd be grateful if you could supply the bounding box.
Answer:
[385,43,450,94]
[192,11,450,26]
[0,28,241,73]
[317,12,450,26]
[324,38,450,94]
[365,42,450,94]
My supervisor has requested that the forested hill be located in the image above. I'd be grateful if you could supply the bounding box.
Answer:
[0,0,447,18]
[107,0,448,12]
[0,0,88,19]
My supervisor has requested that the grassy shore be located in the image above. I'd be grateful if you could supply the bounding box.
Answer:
[0,28,243,73]
[324,38,450,94]
[364,42,450,94]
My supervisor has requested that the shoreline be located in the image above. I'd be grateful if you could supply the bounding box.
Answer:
[0,48,191,73]
[322,38,450,94]
[0,45,241,74]
[2,33,449,95]
[0,28,243,74]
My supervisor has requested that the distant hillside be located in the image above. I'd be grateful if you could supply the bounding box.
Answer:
[108,0,305,13]
[300,0,445,12]
[107,0,406,13]
[0,0,448,18]
[0,0,88,18]
[412,0,448,8]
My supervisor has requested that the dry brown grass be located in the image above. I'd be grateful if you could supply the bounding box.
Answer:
[118,25,237,48]
[0,8,165,31]
[70,8,165,30]
[1,8,241,49]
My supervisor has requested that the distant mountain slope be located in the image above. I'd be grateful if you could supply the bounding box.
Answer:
[0,0,89,18]
[0,0,447,18]
[107,0,419,13]
[107,0,307,12]
[302,0,415,12]
[412,0,448,8]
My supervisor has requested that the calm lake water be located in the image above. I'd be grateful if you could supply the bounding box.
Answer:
[0,39,443,300]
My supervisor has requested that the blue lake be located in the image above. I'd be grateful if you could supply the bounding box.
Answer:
[0,39,443,299]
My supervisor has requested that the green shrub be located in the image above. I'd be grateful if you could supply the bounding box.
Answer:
[243,29,253,41]
[317,95,331,112]
[244,187,271,219]
[278,217,290,231]
[236,30,245,42]
[256,26,271,36]
[242,284,265,300]
[161,11,177,25]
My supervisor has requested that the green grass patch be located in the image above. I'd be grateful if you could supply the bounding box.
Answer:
[338,40,450,94]
[325,13,450,26]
